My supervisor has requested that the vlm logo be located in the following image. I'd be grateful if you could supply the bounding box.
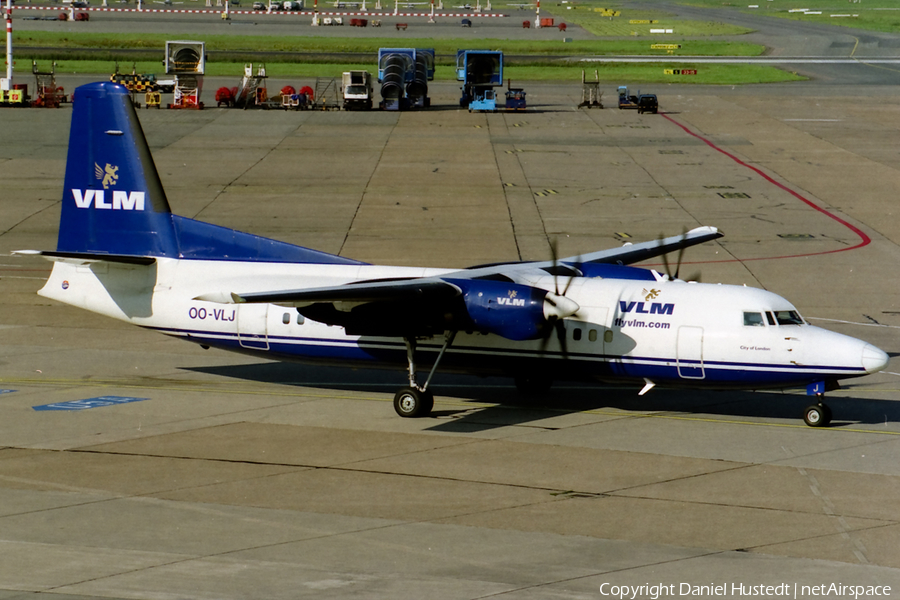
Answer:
[497,289,526,307]
[619,301,674,315]
[95,162,119,189]
[72,189,146,211]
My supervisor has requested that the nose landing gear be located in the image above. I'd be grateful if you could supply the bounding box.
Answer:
[803,381,837,427]
[803,402,832,427]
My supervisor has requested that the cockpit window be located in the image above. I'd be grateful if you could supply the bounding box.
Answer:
[743,312,765,327]
[766,312,776,326]
[773,310,804,325]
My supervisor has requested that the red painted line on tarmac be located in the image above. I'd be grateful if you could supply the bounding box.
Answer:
[661,112,871,263]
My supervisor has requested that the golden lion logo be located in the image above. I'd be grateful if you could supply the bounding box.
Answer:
[508,290,518,299]
[94,162,119,189]
[643,288,660,302]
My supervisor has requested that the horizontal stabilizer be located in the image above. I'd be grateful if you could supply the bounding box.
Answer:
[12,250,156,266]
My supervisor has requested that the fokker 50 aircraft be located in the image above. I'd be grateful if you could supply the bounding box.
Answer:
[16,83,889,427]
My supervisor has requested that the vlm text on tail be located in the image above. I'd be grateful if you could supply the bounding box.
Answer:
[52,81,363,265]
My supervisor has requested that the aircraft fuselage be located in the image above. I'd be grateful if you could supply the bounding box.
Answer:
[37,258,885,391]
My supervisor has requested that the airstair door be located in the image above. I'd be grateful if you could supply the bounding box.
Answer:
[676,326,704,379]
[237,304,270,350]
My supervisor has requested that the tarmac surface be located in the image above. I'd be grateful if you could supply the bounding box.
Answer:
[4,8,900,600]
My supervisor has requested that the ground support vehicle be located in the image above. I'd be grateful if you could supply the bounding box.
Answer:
[637,93,658,114]
[457,50,502,112]
[617,85,638,109]
[341,71,373,110]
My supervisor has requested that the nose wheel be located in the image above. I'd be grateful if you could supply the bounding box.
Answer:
[803,402,832,427]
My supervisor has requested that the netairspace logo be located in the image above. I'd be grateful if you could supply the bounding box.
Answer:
[598,582,892,600]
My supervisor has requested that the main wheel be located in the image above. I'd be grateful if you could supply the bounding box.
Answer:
[803,403,831,427]
[393,387,433,418]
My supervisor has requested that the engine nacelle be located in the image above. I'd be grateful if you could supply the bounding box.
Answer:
[449,279,550,341]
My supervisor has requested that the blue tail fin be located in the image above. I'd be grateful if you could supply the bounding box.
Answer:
[57,82,364,265]
[59,82,178,257]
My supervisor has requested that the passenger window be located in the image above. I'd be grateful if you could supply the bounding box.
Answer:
[743,312,765,327]
[573,328,582,341]
[297,314,305,325]
[774,310,804,325]
[589,329,598,342]
[283,312,291,325]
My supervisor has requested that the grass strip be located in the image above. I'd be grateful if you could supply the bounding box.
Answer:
[13,31,764,57]
[35,59,804,84]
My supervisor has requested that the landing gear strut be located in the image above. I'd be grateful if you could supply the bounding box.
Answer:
[393,331,456,418]
[803,399,832,427]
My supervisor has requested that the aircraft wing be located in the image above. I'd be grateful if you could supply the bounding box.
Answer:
[461,226,723,277]
[215,226,722,339]
[231,278,460,306]
[566,225,721,265]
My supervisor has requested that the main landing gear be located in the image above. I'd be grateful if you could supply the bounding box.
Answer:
[393,331,456,418]
[803,401,832,428]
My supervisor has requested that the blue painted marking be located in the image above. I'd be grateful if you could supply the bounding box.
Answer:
[33,396,149,411]
[0,389,17,395]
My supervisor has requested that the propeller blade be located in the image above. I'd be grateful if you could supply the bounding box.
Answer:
[673,227,688,280]
[549,236,562,296]
[658,235,673,280]
[556,319,568,359]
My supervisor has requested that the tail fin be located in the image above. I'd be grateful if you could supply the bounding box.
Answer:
[58,82,179,257]
[56,82,364,265]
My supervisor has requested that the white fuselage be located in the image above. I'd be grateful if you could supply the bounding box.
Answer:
[37,257,886,389]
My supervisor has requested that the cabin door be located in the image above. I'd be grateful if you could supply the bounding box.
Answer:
[237,304,270,350]
[676,326,704,379]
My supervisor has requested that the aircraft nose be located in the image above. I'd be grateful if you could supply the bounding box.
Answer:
[862,344,889,374]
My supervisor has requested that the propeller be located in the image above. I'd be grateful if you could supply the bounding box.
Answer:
[538,237,582,358]
[659,228,702,283]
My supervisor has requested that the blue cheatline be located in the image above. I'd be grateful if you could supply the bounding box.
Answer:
[0,389,16,394]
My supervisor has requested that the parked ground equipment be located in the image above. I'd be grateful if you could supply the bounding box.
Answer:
[234,63,268,108]
[32,61,65,107]
[341,70,373,110]
[165,40,205,109]
[457,49,502,112]
[637,93,658,114]
[216,86,237,107]
[617,85,639,109]
[0,85,28,106]
[377,48,432,111]
[504,79,526,111]
[578,70,603,108]
[110,63,159,107]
